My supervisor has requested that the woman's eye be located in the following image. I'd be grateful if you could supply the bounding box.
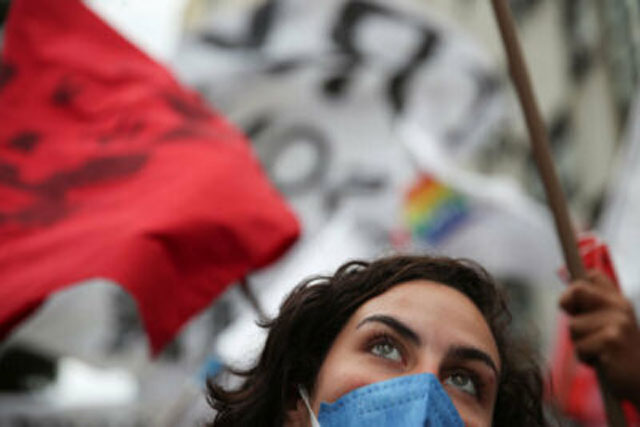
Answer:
[370,340,402,362]
[444,372,477,396]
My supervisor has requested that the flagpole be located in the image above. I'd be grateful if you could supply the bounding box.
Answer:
[239,278,267,321]
[489,1,627,426]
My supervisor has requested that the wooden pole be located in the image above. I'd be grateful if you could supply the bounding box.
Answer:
[489,1,627,425]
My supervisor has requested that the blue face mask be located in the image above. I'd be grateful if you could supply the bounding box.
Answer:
[299,373,464,426]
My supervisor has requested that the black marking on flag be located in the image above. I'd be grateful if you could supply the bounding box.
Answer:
[160,91,231,143]
[0,160,20,186]
[34,154,149,198]
[0,154,149,226]
[51,76,82,107]
[13,199,69,226]
[164,92,212,121]
[9,131,41,152]
[158,124,221,142]
[0,60,17,91]
[98,117,146,144]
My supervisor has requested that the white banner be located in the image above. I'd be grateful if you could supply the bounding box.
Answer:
[174,0,564,366]
[599,91,640,307]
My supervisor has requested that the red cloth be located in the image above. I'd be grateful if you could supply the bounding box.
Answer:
[0,0,299,353]
[550,235,640,425]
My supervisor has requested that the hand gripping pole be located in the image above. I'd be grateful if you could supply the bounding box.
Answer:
[489,1,627,425]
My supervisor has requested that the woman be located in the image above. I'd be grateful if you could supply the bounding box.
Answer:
[207,255,546,426]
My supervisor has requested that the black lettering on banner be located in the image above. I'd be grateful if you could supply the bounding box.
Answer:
[195,0,442,113]
[248,117,389,216]
[0,60,17,91]
[199,0,279,49]
[509,0,543,20]
[386,31,439,113]
[242,114,273,140]
[108,288,145,354]
[8,131,42,153]
[548,112,578,200]
[446,72,501,146]
[324,172,387,213]
[548,111,571,150]
[259,124,330,196]
[264,57,310,75]
[563,0,593,82]
[522,111,577,202]
[326,0,440,112]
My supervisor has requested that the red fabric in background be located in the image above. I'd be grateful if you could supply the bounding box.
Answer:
[550,235,640,426]
[0,0,299,353]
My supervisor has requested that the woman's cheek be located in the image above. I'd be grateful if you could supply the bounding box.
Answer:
[447,394,493,427]
[313,358,382,410]
[315,371,371,406]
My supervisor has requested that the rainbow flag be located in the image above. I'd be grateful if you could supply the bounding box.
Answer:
[403,175,469,245]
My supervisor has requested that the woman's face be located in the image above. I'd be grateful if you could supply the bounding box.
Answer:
[309,280,501,426]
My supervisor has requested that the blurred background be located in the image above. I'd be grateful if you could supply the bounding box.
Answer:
[0,0,639,425]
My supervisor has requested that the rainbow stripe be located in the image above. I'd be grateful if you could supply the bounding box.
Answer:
[403,175,469,245]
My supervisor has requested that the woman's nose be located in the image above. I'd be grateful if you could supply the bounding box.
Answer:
[412,357,441,378]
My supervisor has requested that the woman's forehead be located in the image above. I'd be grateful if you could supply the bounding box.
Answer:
[357,279,478,311]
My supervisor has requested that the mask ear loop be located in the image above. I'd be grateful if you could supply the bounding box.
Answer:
[298,385,321,427]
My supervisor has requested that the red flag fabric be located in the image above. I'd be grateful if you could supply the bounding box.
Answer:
[550,235,640,425]
[0,0,299,353]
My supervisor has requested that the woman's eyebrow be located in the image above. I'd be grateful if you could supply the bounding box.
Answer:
[356,314,421,345]
[446,346,499,376]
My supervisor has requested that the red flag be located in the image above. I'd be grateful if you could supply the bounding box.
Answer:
[550,235,640,425]
[0,0,299,354]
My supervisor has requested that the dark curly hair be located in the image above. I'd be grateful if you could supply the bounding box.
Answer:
[207,255,546,426]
